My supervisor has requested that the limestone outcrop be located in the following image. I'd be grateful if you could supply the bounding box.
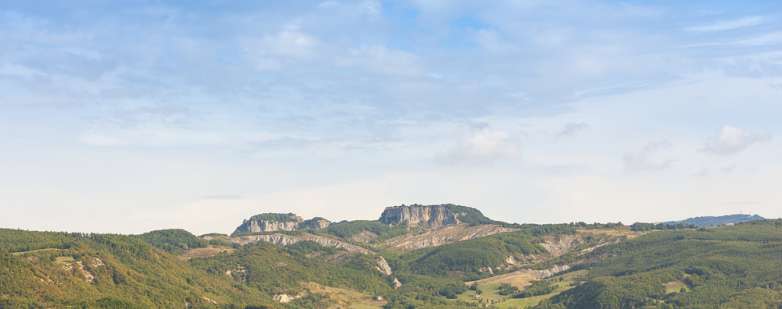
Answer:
[379,204,461,227]
[231,213,331,236]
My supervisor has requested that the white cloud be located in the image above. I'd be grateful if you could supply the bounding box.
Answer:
[442,125,520,164]
[685,16,764,32]
[341,45,422,76]
[623,141,674,172]
[269,30,317,56]
[244,27,319,70]
[700,125,770,155]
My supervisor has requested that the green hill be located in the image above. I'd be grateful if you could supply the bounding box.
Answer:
[396,230,546,278]
[0,229,272,308]
[665,214,766,228]
[140,229,207,254]
[534,220,782,308]
[2,214,781,308]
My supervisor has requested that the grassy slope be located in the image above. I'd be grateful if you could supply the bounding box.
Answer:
[457,270,586,309]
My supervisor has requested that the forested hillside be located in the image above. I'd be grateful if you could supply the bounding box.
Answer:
[535,220,782,308]
[0,229,272,308]
[1,209,780,308]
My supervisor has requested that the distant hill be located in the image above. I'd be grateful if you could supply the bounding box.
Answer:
[666,214,765,228]
[139,229,206,254]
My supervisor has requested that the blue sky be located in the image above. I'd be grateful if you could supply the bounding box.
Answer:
[1,1,781,234]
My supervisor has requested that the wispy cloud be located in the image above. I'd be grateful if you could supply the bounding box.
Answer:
[685,16,764,32]
[440,124,521,165]
[736,31,782,46]
[700,126,771,155]
[556,122,589,138]
[244,26,320,70]
[623,141,674,172]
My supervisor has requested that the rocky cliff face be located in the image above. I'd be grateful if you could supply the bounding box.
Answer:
[232,213,302,235]
[379,204,464,227]
[231,233,371,254]
[374,256,393,276]
[231,213,331,236]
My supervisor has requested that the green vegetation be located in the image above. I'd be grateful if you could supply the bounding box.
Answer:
[0,229,271,308]
[388,223,597,281]
[535,220,782,308]
[190,241,392,297]
[284,240,338,255]
[667,214,766,228]
[208,238,236,248]
[629,222,694,231]
[3,217,781,308]
[0,228,78,253]
[498,283,520,296]
[457,270,585,309]
[326,220,407,240]
[395,230,547,279]
[299,217,330,230]
[139,229,207,254]
[516,280,556,298]
[247,213,300,222]
[439,204,499,225]
[383,274,474,308]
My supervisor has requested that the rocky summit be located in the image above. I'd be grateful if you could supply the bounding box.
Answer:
[231,213,332,236]
[378,204,495,227]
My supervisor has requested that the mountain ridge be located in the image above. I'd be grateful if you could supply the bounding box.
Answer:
[664,213,765,228]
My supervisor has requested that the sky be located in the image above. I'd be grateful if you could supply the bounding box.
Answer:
[1,0,781,235]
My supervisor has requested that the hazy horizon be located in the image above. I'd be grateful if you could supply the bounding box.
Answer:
[2,1,782,235]
[1,205,770,236]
